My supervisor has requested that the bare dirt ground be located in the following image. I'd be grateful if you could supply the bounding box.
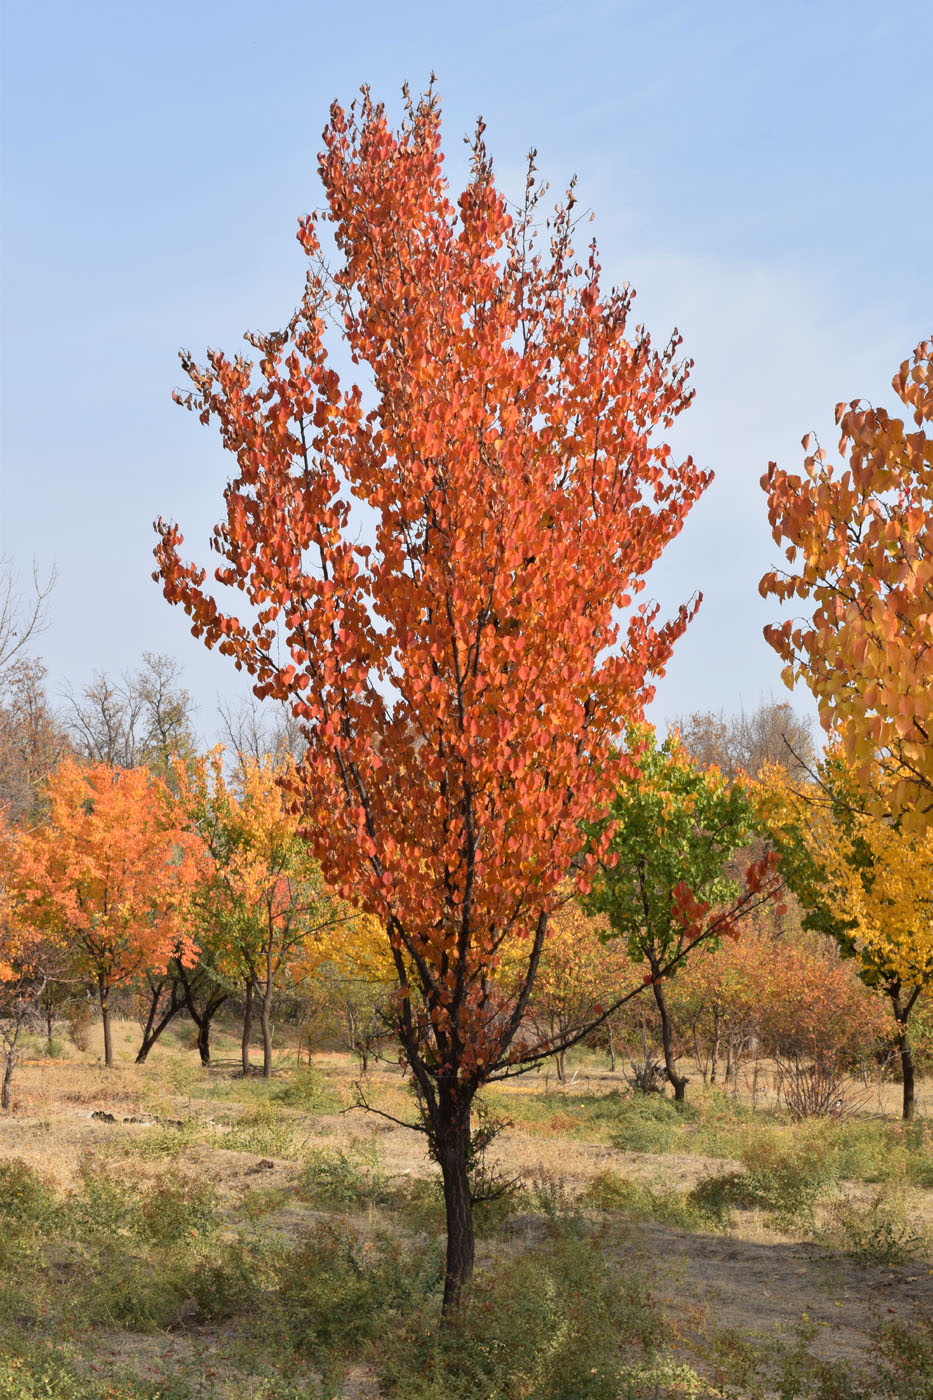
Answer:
[3,1025,933,1393]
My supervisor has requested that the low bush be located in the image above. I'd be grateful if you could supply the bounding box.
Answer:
[582,1170,728,1230]
[822,1189,930,1267]
[377,1235,659,1400]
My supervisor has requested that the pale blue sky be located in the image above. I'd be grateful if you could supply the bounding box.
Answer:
[1,0,930,743]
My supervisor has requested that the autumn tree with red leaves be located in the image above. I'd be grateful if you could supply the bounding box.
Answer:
[155,86,712,1309]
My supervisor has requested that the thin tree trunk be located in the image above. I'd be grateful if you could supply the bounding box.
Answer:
[888,984,918,1122]
[241,978,254,1076]
[710,1005,721,1085]
[99,976,113,1069]
[607,1023,616,1073]
[1,1052,14,1110]
[260,989,274,1079]
[652,975,687,1102]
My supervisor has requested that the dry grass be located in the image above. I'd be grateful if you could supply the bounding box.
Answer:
[2,1021,932,1398]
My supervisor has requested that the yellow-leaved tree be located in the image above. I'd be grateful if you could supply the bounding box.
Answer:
[756,752,933,1119]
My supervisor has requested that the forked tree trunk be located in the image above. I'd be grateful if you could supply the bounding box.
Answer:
[652,975,687,1102]
[135,977,185,1064]
[241,978,254,1076]
[98,976,113,1069]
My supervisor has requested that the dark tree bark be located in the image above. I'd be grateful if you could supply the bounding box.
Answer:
[888,982,921,1122]
[196,1016,212,1066]
[241,977,254,1076]
[135,974,186,1063]
[651,973,688,1102]
[434,1094,475,1314]
[98,975,113,1069]
[175,960,228,1067]
[259,988,274,1079]
[1,1051,14,1110]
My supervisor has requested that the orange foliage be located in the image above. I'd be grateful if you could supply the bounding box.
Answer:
[760,339,933,826]
[9,759,200,1065]
[153,88,709,1096]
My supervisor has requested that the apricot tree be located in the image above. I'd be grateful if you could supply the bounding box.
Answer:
[155,86,711,1307]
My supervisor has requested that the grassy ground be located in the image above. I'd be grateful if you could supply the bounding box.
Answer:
[1,1020,932,1399]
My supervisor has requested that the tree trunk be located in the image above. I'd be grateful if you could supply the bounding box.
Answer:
[197,1015,212,1067]
[241,978,254,1076]
[888,985,917,1122]
[652,975,687,1102]
[260,989,274,1079]
[1,1052,14,1110]
[555,1047,566,1083]
[710,1005,721,1085]
[607,1023,616,1073]
[899,1031,916,1122]
[435,1099,475,1314]
[99,976,113,1069]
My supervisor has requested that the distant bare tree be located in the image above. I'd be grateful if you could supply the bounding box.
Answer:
[0,558,56,677]
[0,659,70,823]
[218,695,304,766]
[65,652,196,773]
[671,700,816,781]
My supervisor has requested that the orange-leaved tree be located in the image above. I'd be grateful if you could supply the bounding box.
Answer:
[11,759,200,1067]
[154,86,710,1308]
[760,340,933,827]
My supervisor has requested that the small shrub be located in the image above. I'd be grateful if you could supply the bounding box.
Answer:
[182,1243,262,1322]
[737,1127,839,1224]
[610,1094,691,1154]
[377,1236,659,1400]
[278,1224,440,1355]
[66,1003,93,1053]
[868,1308,933,1400]
[136,1177,218,1245]
[824,1190,929,1267]
[63,1161,137,1239]
[298,1141,390,1209]
[0,1160,56,1228]
[272,1065,341,1112]
[581,1171,726,1231]
[524,1168,577,1220]
[218,1100,302,1157]
[43,1038,64,1059]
